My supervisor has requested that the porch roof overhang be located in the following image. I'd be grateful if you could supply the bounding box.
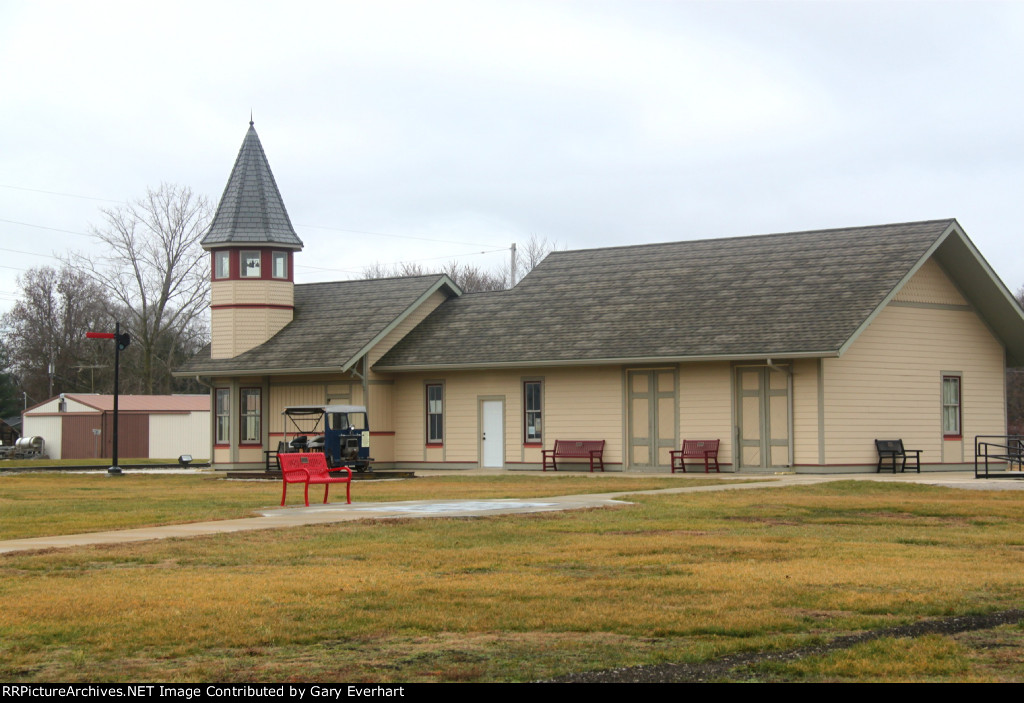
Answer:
[374,349,841,373]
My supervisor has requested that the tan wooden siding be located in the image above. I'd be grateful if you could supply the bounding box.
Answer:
[368,383,394,433]
[211,307,293,358]
[678,362,733,466]
[213,446,231,464]
[791,358,821,465]
[393,376,426,459]
[392,367,623,466]
[211,280,294,306]
[367,290,449,379]
[326,381,356,403]
[238,446,264,464]
[824,303,1005,465]
[269,383,330,426]
[893,259,967,306]
[370,433,395,464]
[543,367,623,465]
[439,371,517,462]
[149,413,211,460]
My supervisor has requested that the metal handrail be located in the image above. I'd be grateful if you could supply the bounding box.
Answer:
[974,435,1024,478]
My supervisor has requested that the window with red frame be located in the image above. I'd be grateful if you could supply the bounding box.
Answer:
[942,375,961,438]
[240,388,261,443]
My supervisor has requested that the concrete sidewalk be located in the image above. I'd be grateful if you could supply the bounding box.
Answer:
[1,471,1020,555]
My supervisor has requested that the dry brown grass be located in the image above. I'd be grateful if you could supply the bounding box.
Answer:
[2,480,1022,682]
[0,472,736,540]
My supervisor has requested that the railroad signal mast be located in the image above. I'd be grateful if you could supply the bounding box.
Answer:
[86,322,131,475]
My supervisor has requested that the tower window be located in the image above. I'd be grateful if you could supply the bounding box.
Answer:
[214,251,231,279]
[272,251,288,279]
[241,251,261,278]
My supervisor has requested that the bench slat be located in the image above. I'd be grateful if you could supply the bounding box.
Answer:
[542,440,606,472]
[875,439,921,474]
[670,439,720,473]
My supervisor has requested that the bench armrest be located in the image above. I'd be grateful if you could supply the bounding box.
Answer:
[328,466,353,480]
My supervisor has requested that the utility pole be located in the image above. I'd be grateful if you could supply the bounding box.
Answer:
[510,242,517,288]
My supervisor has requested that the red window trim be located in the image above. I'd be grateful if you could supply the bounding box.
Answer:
[239,387,262,445]
[942,375,962,439]
[210,249,295,282]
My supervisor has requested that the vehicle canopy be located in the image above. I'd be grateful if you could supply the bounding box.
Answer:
[280,405,372,471]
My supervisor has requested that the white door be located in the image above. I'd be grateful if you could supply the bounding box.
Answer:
[481,400,504,468]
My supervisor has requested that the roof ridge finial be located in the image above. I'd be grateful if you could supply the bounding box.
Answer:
[249,109,254,127]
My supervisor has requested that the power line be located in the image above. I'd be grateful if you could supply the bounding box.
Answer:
[0,184,125,204]
[0,245,58,259]
[296,222,504,249]
[0,218,92,237]
[2,184,508,250]
[293,247,508,277]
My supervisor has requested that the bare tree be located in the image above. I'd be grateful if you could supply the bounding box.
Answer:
[69,183,212,394]
[362,234,560,293]
[1009,286,1024,434]
[440,261,507,292]
[499,234,561,287]
[1,265,112,402]
[361,261,433,279]
[362,259,507,293]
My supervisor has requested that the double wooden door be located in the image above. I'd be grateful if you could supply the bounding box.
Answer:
[735,365,791,469]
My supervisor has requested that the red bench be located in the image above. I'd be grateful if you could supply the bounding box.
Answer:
[670,440,721,473]
[542,440,606,472]
[278,452,352,506]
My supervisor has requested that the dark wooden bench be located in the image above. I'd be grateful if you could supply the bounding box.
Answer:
[278,452,352,506]
[875,439,921,473]
[542,440,606,472]
[670,439,721,473]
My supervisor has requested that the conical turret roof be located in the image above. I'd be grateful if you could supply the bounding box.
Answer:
[201,121,304,250]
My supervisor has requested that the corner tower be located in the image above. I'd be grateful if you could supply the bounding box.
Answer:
[202,121,304,359]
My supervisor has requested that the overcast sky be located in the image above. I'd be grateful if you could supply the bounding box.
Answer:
[2,0,1023,316]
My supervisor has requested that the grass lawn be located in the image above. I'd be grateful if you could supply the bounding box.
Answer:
[0,458,181,468]
[1,477,1023,682]
[0,472,737,540]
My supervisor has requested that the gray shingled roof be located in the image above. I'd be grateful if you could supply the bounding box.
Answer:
[375,220,960,369]
[201,122,304,250]
[177,275,455,375]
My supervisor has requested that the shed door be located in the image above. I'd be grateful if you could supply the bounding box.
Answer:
[735,366,791,469]
[102,413,150,459]
[481,400,504,468]
[627,370,677,468]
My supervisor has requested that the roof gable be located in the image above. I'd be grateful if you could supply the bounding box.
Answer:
[24,395,208,414]
[921,222,1024,366]
[201,122,304,250]
[177,275,460,376]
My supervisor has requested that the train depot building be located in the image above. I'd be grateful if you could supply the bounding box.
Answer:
[177,123,1024,473]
